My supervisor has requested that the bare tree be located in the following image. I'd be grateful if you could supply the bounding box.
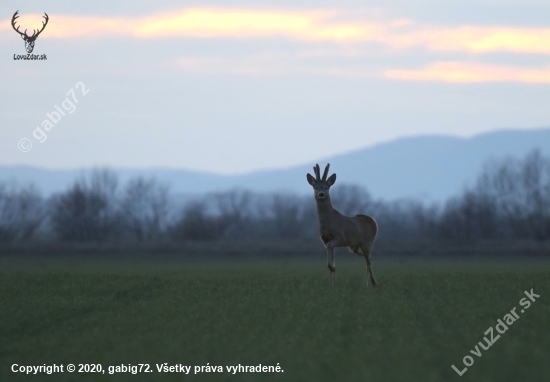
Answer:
[212,189,252,238]
[472,149,550,240]
[520,150,550,239]
[269,193,304,238]
[121,177,169,241]
[50,168,121,241]
[0,183,44,243]
[170,201,222,241]
[438,191,496,240]
[330,184,374,216]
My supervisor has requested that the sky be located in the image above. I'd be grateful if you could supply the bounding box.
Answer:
[1,0,550,174]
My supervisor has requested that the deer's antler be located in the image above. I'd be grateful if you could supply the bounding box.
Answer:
[11,11,26,37]
[313,164,321,181]
[322,163,330,181]
[30,13,49,39]
[11,11,49,40]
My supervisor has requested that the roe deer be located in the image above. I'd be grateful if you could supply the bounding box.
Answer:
[307,163,378,286]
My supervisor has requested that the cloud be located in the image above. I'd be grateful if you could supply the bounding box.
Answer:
[136,9,381,42]
[178,55,550,84]
[5,8,550,84]
[391,26,550,54]
[384,62,550,83]
[3,8,550,54]
[3,9,380,42]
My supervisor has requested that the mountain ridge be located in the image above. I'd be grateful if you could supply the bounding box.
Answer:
[2,128,550,201]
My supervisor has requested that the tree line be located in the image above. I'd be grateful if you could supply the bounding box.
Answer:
[1,149,549,244]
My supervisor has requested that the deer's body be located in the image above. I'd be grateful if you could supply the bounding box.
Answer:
[307,164,378,286]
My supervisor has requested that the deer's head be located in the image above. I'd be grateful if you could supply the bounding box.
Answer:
[12,11,49,54]
[307,163,336,202]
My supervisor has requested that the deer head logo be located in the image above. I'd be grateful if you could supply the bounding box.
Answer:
[11,11,49,54]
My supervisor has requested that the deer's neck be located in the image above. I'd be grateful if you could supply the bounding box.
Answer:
[316,198,335,225]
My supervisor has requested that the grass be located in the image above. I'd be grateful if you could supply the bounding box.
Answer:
[1,256,549,381]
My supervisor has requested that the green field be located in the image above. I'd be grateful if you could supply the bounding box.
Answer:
[1,257,549,381]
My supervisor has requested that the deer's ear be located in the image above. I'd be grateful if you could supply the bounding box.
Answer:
[327,174,336,187]
[306,173,316,186]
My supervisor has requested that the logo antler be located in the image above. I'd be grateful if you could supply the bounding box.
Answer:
[11,11,49,54]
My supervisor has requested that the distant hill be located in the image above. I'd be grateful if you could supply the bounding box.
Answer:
[2,128,550,201]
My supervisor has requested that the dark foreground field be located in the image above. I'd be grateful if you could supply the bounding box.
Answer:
[1,255,549,382]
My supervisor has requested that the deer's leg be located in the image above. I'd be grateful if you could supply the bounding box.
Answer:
[361,245,377,287]
[327,247,335,273]
[320,236,334,274]
[326,247,335,285]
[325,237,343,274]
